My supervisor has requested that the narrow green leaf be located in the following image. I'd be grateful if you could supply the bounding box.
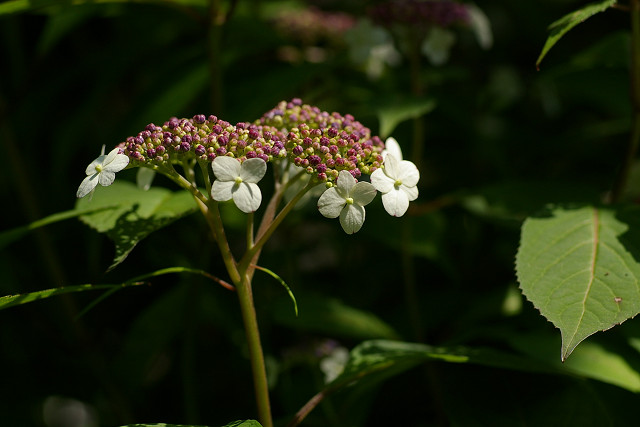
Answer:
[536,0,617,68]
[253,265,298,316]
[516,205,640,360]
[76,181,198,270]
[0,282,145,311]
[0,205,117,250]
[377,98,436,138]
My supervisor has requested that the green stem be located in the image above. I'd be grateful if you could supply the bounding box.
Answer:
[611,1,640,202]
[235,270,273,427]
[240,181,315,272]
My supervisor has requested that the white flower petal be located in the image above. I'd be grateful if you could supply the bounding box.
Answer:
[335,170,356,196]
[403,184,419,201]
[318,188,345,218]
[77,174,99,198]
[240,158,267,183]
[339,203,365,234]
[350,182,377,206]
[383,154,401,179]
[381,189,410,217]
[211,180,235,201]
[211,156,241,181]
[383,137,403,161]
[397,160,420,187]
[85,156,105,175]
[370,168,394,194]
[98,170,116,186]
[103,150,130,172]
[232,182,262,213]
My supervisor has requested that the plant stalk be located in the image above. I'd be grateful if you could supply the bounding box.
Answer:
[235,270,273,427]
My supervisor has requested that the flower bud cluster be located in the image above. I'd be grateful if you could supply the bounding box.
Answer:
[118,115,287,168]
[369,0,470,29]
[274,7,356,46]
[256,98,385,183]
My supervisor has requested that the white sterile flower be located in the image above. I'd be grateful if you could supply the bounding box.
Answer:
[381,136,403,161]
[371,139,419,217]
[317,170,377,234]
[77,145,130,198]
[211,156,267,213]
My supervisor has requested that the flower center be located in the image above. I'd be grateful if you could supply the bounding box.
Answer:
[95,164,104,173]
[346,197,354,205]
[235,176,243,184]
[394,179,402,187]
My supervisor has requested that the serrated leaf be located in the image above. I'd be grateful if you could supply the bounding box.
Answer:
[76,181,198,270]
[536,0,617,68]
[516,205,640,361]
[377,98,436,138]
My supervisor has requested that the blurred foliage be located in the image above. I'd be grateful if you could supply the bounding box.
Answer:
[2,0,640,426]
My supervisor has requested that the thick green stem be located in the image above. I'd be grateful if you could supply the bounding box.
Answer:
[611,1,640,202]
[235,270,273,427]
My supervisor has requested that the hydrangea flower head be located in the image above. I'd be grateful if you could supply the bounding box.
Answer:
[257,99,385,184]
[77,145,130,198]
[371,137,419,217]
[317,170,377,234]
[211,156,267,213]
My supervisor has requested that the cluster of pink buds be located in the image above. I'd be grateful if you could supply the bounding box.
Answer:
[118,115,288,168]
[256,98,385,183]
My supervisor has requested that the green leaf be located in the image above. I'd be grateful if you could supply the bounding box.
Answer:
[329,340,554,390]
[76,181,198,270]
[376,97,436,138]
[516,205,640,361]
[0,282,145,311]
[0,205,118,250]
[271,293,400,340]
[536,0,617,68]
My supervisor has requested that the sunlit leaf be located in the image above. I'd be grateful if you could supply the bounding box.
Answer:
[536,0,617,68]
[76,181,198,270]
[516,205,640,360]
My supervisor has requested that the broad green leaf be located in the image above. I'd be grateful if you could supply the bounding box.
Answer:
[76,181,198,270]
[0,282,144,311]
[536,0,617,68]
[516,205,640,361]
[271,293,399,340]
[508,332,640,392]
[377,98,436,138]
[0,205,117,250]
